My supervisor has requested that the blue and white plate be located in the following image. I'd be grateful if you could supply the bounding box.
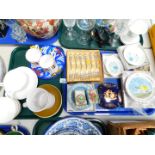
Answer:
[45,117,102,135]
[30,45,65,80]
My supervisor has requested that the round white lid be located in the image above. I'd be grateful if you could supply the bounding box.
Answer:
[0,97,20,123]
[39,55,54,69]
[26,48,41,63]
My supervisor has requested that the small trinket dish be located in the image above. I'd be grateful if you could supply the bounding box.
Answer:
[102,54,124,77]
[117,43,149,70]
[97,83,120,109]
[67,83,96,112]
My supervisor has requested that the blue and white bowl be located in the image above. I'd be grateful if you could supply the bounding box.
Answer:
[45,117,102,135]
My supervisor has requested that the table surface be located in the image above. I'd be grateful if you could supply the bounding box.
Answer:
[1,20,155,134]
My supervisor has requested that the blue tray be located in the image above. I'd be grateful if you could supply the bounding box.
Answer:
[0,27,59,45]
[62,50,155,116]
[0,125,30,135]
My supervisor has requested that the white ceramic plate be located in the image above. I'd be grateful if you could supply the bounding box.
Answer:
[105,56,124,77]
[123,45,146,66]
[125,72,155,102]
[5,67,38,100]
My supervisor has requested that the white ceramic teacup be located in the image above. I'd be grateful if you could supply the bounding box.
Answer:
[39,55,59,75]
[0,97,21,123]
[25,46,42,63]
[23,87,55,112]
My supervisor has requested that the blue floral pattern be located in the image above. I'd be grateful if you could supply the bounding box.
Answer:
[45,117,101,135]
[30,45,65,80]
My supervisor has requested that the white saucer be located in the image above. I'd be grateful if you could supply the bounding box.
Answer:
[105,56,124,77]
[120,34,140,45]
[123,45,146,66]
[5,67,38,100]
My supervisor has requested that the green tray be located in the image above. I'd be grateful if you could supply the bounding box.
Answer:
[59,23,143,50]
[8,46,63,119]
[32,117,107,135]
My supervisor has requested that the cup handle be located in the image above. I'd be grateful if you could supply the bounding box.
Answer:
[5,91,16,99]
[23,102,28,108]
[11,125,18,132]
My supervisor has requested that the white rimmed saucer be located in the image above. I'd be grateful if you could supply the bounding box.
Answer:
[4,66,38,100]
[123,44,146,66]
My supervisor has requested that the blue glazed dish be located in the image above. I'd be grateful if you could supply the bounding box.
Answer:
[0,125,30,135]
[29,45,66,80]
[97,83,120,109]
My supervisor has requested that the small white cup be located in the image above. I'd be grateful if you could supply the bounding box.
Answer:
[26,47,42,63]
[39,55,59,75]
[23,88,55,112]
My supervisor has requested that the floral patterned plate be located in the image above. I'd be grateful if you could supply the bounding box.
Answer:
[45,117,101,135]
